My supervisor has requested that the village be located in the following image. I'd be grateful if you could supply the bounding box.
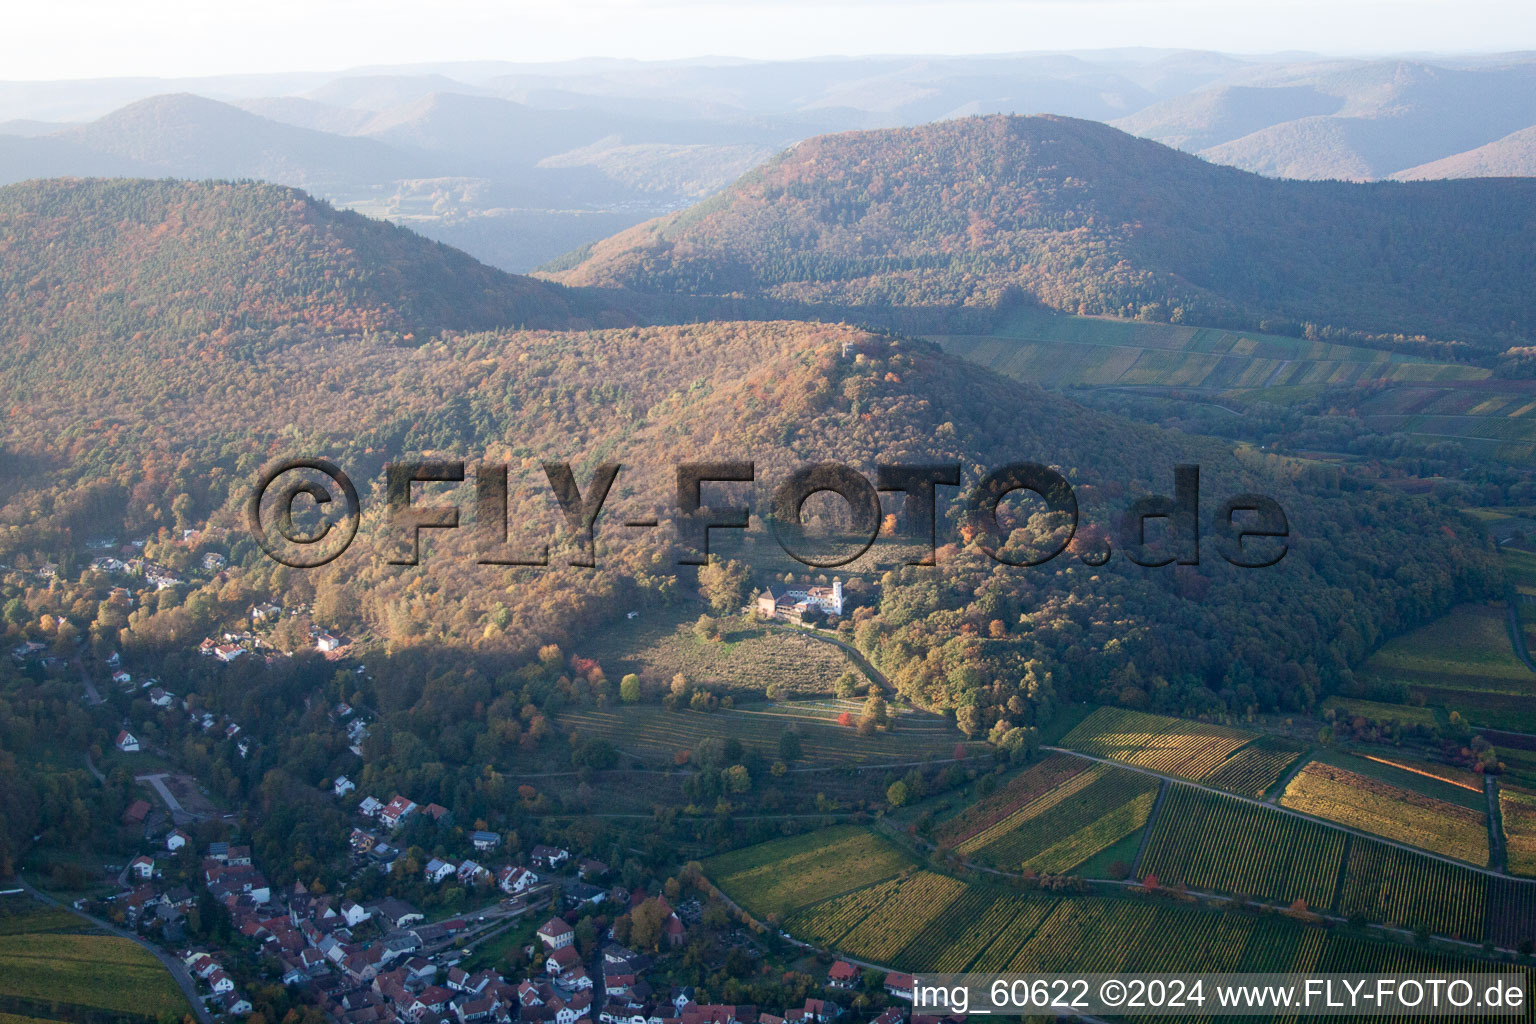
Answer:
[97,782,939,1024]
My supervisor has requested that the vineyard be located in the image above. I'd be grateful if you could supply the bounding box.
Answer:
[1358,602,1536,732]
[930,753,1089,846]
[559,702,971,767]
[711,826,1530,990]
[1486,875,1536,950]
[1058,707,1304,795]
[0,901,187,1022]
[703,826,913,918]
[1280,761,1489,864]
[1337,838,1487,940]
[1500,786,1536,877]
[956,764,1160,875]
[1137,785,1346,908]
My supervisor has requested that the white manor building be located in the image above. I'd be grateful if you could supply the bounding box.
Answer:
[755,579,844,621]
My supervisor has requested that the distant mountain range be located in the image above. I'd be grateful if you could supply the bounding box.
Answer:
[551,115,1536,351]
[3,51,1535,272]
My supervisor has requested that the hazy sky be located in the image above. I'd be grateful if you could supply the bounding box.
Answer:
[6,0,1536,81]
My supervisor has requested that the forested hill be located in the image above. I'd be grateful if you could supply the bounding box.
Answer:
[0,178,612,375]
[550,114,1536,352]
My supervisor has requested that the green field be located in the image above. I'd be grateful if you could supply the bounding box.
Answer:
[0,898,188,1023]
[1322,697,1438,729]
[1058,707,1305,796]
[1359,602,1536,731]
[703,825,914,919]
[571,613,861,696]
[559,700,973,767]
[1138,785,1346,909]
[1502,547,1536,596]
[935,309,1484,391]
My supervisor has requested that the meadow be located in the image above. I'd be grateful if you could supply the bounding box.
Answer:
[1321,696,1438,729]
[1058,707,1305,796]
[1280,761,1489,865]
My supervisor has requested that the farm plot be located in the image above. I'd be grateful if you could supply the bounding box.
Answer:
[1337,838,1487,941]
[1059,707,1303,795]
[1200,735,1308,797]
[957,764,1160,874]
[783,877,906,947]
[1485,875,1536,950]
[1138,785,1346,909]
[1280,761,1490,864]
[1500,786,1536,877]
[0,922,188,1023]
[703,826,913,919]
[931,753,1090,846]
[1309,750,1485,809]
[1358,602,1536,731]
[560,703,968,767]
[1321,697,1438,729]
[831,872,969,962]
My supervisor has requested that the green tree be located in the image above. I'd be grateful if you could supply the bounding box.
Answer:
[620,673,641,702]
[886,780,909,807]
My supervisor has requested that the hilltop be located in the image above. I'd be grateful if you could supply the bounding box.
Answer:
[0,177,614,381]
[549,114,1536,350]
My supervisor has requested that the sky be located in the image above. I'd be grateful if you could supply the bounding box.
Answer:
[4,0,1536,81]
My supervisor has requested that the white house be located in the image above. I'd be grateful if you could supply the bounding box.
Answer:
[316,632,341,653]
[358,795,384,817]
[129,855,154,879]
[425,858,456,884]
[457,860,489,885]
[166,829,190,852]
[471,830,501,851]
[340,900,371,927]
[208,969,235,995]
[112,670,132,686]
[116,730,140,753]
[537,916,575,950]
[380,795,417,829]
[333,776,356,798]
[499,865,538,895]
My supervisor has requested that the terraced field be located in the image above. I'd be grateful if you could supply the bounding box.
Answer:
[703,825,913,918]
[1337,838,1487,941]
[1058,707,1305,796]
[1486,875,1536,950]
[560,701,971,767]
[955,763,1160,874]
[0,898,187,1022]
[1357,602,1536,732]
[1280,761,1489,864]
[1137,785,1346,908]
[1500,786,1536,878]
